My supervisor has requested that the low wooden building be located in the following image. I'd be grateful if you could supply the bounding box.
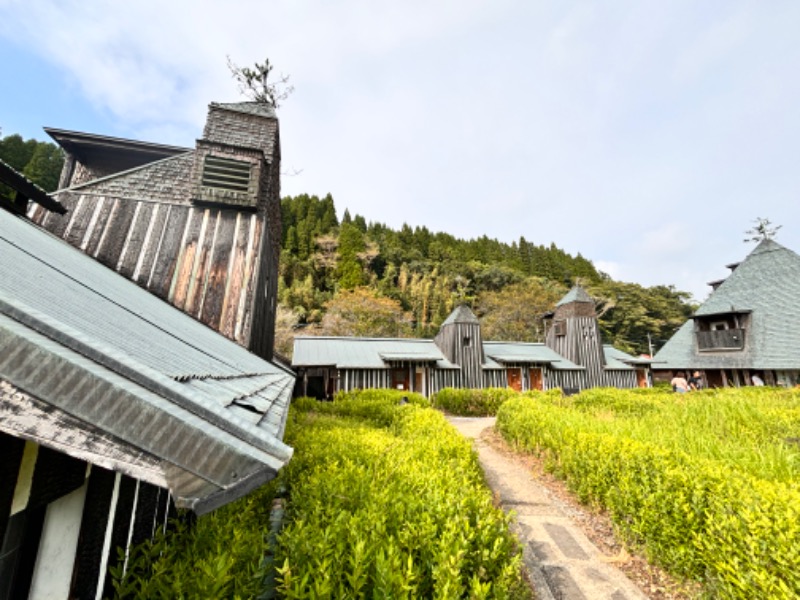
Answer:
[1,102,293,599]
[293,286,651,398]
[653,238,800,388]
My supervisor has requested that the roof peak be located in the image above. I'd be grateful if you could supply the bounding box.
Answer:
[556,285,594,307]
[441,304,479,326]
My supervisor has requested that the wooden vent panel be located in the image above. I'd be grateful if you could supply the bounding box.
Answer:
[202,156,251,192]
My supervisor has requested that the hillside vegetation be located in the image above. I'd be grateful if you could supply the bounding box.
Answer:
[276,194,694,357]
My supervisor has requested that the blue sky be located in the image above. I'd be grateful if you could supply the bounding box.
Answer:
[2,0,799,302]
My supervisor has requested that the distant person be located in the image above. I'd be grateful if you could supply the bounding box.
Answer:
[752,374,765,386]
[671,372,689,393]
[688,371,703,391]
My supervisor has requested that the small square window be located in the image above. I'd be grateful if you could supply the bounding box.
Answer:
[463,336,471,347]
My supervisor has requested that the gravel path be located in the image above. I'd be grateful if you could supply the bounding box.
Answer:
[448,416,650,600]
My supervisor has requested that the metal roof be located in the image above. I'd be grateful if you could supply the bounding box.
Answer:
[556,285,594,306]
[0,210,294,514]
[440,304,480,326]
[483,341,584,370]
[601,345,641,370]
[293,337,459,369]
[654,239,800,370]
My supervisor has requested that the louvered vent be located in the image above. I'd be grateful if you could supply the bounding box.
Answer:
[194,152,259,208]
[202,156,251,192]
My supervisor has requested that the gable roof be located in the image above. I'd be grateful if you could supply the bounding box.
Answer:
[654,238,800,370]
[0,210,294,514]
[45,127,190,176]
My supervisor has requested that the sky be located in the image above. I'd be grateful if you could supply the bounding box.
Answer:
[1,0,799,303]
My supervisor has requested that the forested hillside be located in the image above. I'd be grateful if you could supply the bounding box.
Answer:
[276,194,695,357]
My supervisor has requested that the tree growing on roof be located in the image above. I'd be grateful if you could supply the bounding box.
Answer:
[744,217,782,243]
[227,56,294,108]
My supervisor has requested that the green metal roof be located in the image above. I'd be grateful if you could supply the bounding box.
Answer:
[483,341,584,370]
[654,239,800,370]
[556,285,594,306]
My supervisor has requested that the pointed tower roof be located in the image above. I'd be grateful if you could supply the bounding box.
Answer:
[556,285,594,307]
[441,305,480,326]
[654,238,800,369]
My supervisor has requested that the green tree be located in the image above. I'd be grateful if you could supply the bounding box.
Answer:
[23,143,64,191]
[477,278,567,342]
[319,288,411,337]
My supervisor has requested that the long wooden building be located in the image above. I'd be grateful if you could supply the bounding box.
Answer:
[293,286,651,398]
[0,101,293,599]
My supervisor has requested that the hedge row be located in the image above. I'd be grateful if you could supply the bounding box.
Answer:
[276,390,531,599]
[431,386,561,416]
[496,394,800,599]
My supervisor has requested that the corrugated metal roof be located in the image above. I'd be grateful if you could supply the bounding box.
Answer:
[654,239,800,370]
[603,345,648,369]
[484,341,585,370]
[0,209,293,513]
[293,337,459,369]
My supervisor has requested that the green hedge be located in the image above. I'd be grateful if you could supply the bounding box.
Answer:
[431,386,561,416]
[275,390,531,599]
[496,394,800,599]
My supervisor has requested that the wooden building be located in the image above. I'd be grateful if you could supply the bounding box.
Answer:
[653,238,800,388]
[0,102,293,599]
[31,101,282,360]
[293,286,650,398]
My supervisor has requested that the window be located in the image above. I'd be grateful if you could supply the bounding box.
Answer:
[710,321,729,331]
[463,336,471,347]
[553,321,566,336]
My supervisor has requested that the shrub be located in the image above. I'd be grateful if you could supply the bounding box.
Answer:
[275,393,531,599]
[496,391,800,599]
[432,386,560,416]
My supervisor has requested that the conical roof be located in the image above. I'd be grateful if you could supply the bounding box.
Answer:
[441,305,480,326]
[556,285,594,307]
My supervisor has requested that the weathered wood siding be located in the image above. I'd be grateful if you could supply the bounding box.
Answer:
[0,430,174,600]
[31,194,275,357]
[546,316,607,387]
[434,321,484,388]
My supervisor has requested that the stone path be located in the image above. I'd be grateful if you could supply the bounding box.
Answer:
[448,416,649,600]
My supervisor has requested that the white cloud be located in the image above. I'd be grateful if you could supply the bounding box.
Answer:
[1,0,799,300]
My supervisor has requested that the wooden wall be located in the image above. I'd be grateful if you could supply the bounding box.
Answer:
[0,432,174,600]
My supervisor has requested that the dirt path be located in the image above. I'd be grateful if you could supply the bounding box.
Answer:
[448,416,653,600]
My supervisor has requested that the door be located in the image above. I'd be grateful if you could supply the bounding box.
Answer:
[507,368,522,392]
[636,369,648,388]
[392,367,409,391]
[528,368,544,391]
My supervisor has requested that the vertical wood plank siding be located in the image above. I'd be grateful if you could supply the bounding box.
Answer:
[435,322,484,388]
[30,196,277,359]
[546,316,607,387]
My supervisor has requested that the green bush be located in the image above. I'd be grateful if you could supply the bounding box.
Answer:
[431,386,560,416]
[496,391,800,599]
[276,392,531,599]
